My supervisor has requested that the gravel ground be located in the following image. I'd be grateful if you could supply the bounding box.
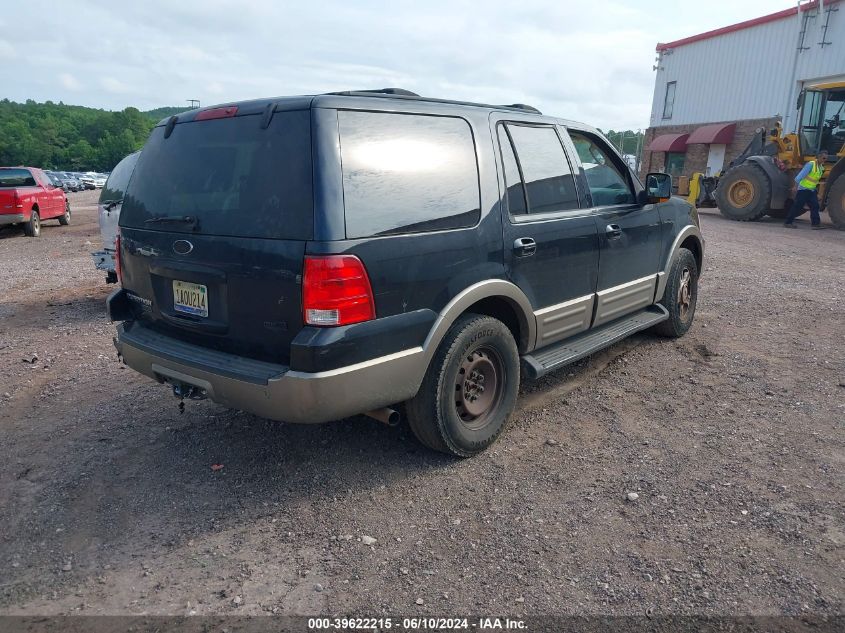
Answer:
[0,193,843,619]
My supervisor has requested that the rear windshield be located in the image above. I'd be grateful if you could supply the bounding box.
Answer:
[100,151,139,204]
[120,111,313,240]
[0,169,36,187]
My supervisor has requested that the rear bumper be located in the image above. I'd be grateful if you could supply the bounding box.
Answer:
[0,213,25,226]
[114,321,425,424]
[92,250,115,272]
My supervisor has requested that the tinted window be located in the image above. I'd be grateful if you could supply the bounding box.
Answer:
[120,111,313,240]
[0,169,35,187]
[569,132,635,206]
[100,151,140,203]
[506,124,579,214]
[497,126,527,215]
[338,111,480,238]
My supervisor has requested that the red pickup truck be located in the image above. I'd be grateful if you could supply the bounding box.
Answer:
[0,167,70,237]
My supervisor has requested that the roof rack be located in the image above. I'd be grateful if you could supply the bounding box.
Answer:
[322,90,542,115]
[327,88,421,97]
[499,103,542,114]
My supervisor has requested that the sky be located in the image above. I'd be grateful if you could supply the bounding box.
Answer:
[1,0,797,131]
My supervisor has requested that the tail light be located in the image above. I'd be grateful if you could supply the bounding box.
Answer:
[114,231,122,285]
[302,255,375,326]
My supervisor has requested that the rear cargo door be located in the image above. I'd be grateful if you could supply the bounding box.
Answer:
[118,109,313,365]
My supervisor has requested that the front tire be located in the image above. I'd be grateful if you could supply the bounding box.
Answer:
[653,248,699,338]
[715,163,771,221]
[24,210,41,237]
[406,314,520,457]
[58,202,71,226]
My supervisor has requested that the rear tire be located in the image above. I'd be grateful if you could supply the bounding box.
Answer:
[24,210,41,237]
[715,163,771,221]
[653,248,699,338]
[827,175,845,230]
[58,202,71,226]
[405,314,519,457]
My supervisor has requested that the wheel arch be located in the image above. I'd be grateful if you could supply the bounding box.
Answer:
[422,280,536,363]
[655,225,704,301]
[745,155,792,209]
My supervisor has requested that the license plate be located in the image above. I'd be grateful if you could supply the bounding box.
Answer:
[172,280,208,318]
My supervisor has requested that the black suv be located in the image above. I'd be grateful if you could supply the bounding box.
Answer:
[109,89,703,457]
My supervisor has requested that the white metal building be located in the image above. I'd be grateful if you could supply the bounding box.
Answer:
[641,0,845,181]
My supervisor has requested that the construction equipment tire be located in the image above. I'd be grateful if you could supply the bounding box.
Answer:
[715,162,771,222]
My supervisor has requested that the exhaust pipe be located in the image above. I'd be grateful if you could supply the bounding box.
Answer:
[365,407,400,427]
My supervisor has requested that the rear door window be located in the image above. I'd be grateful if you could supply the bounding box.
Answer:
[497,126,528,216]
[120,111,313,240]
[505,124,579,214]
[338,110,481,238]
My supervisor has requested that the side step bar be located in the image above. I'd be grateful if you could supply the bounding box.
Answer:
[522,304,669,379]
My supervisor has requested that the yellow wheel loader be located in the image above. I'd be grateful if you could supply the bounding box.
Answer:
[712,82,845,229]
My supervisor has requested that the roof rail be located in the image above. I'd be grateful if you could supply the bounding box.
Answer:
[327,88,421,97]
[499,103,542,114]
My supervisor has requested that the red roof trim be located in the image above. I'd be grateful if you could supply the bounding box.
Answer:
[647,133,689,152]
[656,0,840,52]
[687,122,737,144]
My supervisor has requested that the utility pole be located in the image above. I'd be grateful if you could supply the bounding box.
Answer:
[187,99,200,109]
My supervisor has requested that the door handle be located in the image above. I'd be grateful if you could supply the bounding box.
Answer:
[605,224,623,239]
[513,237,536,257]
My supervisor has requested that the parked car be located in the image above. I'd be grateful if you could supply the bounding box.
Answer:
[57,172,81,192]
[92,152,140,283]
[108,90,704,456]
[79,173,97,190]
[0,166,70,236]
[44,171,70,192]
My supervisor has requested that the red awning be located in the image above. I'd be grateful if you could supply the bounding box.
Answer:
[687,122,736,144]
[647,133,689,152]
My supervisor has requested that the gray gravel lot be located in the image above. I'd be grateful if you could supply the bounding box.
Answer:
[0,193,843,618]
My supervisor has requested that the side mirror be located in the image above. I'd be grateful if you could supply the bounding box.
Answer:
[638,172,672,205]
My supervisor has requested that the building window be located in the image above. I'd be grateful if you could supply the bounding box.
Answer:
[662,81,676,119]
[665,152,685,177]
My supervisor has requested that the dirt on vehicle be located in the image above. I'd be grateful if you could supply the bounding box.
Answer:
[0,193,843,618]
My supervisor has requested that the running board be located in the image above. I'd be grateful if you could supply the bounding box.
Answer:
[522,304,669,379]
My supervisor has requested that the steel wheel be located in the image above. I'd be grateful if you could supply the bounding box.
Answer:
[677,267,692,320]
[454,346,504,430]
[727,179,754,208]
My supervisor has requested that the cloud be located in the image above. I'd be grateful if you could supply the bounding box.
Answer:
[0,39,15,59]
[59,73,82,91]
[0,0,794,130]
[100,77,133,94]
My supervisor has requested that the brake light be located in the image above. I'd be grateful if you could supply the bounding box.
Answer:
[194,106,238,121]
[302,255,375,326]
[114,232,122,285]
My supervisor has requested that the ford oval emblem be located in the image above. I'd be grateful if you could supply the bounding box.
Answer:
[172,240,193,255]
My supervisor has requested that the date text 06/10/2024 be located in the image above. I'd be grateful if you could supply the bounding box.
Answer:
[307,617,527,630]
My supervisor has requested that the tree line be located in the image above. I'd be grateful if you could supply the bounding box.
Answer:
[0,100,187,172]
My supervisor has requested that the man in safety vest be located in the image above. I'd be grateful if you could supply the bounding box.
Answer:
[784,150,828,229]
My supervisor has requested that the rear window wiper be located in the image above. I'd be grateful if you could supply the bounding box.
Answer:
[144,215,198,228]
[102,198,123,211]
